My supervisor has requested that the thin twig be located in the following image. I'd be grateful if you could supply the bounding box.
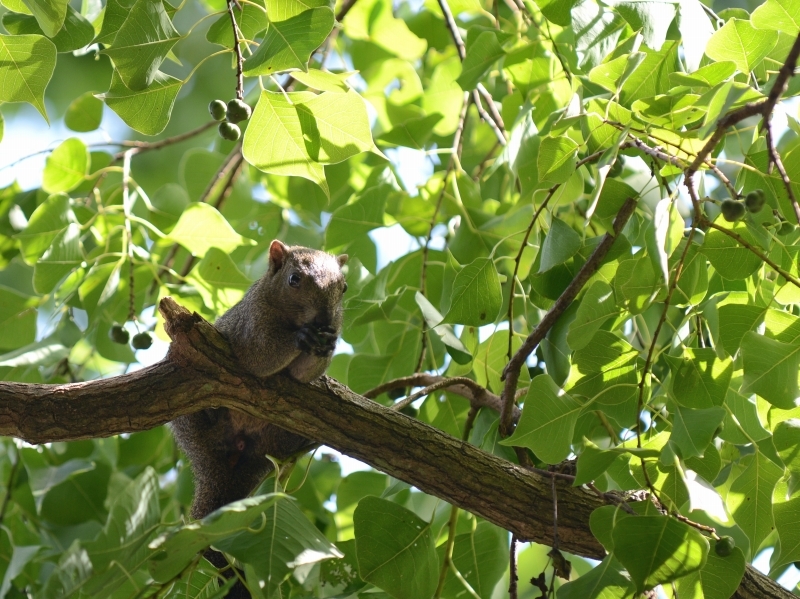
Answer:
[227,0,245,99]
[113,121,217,160]
[506,183,559,363]
[364,374,521,421]
[434,407,478,599]
[122,150,137,322]
[509,535,519,599]
[500,197,638,435]
[765,122,800,225]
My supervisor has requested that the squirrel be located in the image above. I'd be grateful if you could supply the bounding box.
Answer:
[170,239,348,596]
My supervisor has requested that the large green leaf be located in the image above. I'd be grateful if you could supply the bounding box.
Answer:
[16,192,72,264]
[243,7,334,76]
[100,70,183,135]
[103,0,181,91]
[668,347,733,408]
[187,247,252,313]
[771,475,800,568]
[557,555,635,599]
[64,92,103,132]
[566,330,639,406]
[740,331,800,409]
[701,221,762,280]
[726,452,783,551]
[674,546,745,599]
[21,0,67,37]
[326,184,386,249]
[436,522,508,599]
[752,0,800,34]
[2,6,94,52]
[567,280,618,351]
[354,496,438,599]
[705,18,777,73]
[611,515,708,592]
[42,138,88,194]
[165,203,256,257]
[670,405,725,458]
[538,137,579,184]
[501,374,584,464]
[206,3,267,47]
[214,498,343,598]
[456,30,504,90]
[606,0,676,50]
[441,257,502,327]
[33,222,82,294]
[539,217,581,272]
[0,34,56,121]
[148,494,285,582]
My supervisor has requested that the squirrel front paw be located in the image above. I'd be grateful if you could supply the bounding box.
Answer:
[296,324,337,357]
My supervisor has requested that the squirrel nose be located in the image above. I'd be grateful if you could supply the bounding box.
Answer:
[314,312,332,328]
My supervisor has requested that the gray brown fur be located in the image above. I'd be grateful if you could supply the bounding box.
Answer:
[170,241,347,597]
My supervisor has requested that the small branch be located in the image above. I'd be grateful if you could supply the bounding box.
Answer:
[509,535,519,599]
[506,183,559,363]
[113,121,217,160]
[335,0,358,20]
[702,219,800,289]
[765,122,800,225]
[472,90,507,146]
[364,374,520,421]
[227,0,245,99]
[500,198,637,435]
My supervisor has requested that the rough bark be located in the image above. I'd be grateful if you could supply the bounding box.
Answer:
[0,298,790,599]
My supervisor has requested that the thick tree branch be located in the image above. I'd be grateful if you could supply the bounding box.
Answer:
[0,298,790,599]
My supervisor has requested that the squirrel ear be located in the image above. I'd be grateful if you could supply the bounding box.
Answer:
[269,240,288,272]
[336,254,348,267]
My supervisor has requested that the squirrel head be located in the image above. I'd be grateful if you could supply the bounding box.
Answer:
[263,240,348,330]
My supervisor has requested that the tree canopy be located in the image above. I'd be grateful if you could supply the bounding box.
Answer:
[1,0,800,596]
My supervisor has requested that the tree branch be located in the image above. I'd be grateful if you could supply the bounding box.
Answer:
[0,298,791,599]
[499,197,638,435]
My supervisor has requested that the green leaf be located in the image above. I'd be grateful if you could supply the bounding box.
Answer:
[726,452,783,551]
[716,302,765,356]
[437,522,508,598]
[83,468,161,595]
[675,546,745,599]
[441,257,502,327]
[0,34,56,122]
[242,90,327,194]
[619,41,679,105]
[42,138,88,194]
[326,185,386,249]
[165,203,255,258]
[567,280,618,351]
[557,555,635,599]
[16,192,72,264]
[669,61,737,88]
[103,0,181,91]
[243,7,334,76]
[720,389,771,445]
[95,0,135,45]
[0,339,68,367]
[571,0,626,70]
[295,90,374,164]
[668,347,733,408]
[0,287,37,351]
[206,3,267,47]
[456,30,504,90]
[772,474,800,568]
[214,498,343,598]
[33,222,83,294]
[187,247,252,313]
[148,494,285,583]
[774,419,800,473]
[415,292,472,364]
[705,18,777,74]
[575,440,619,486]
[501,374,583,464]
[2,6,94,53]
[752,0,800,34]
[566,330,639,406]
[21,0,68,37]
[670,405,725,458]
[420,56,463,136]
[701,220,762,280]
[607,0,677,51]
[539,217,581,272]
[740,331,800,409]
[611,515,708,592]
[100,70,182,135]
[354,496,438,599]
[538,136,579,184]
[65,92,103,132]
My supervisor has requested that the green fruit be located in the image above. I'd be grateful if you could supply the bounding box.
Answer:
[109,325,129,344]
[608,157,624,178]
[218,122,241,141]
[744,189,765,213]
[132,332,153,350]
[779,222,796,236]
[226,99,252,123]
[715,536,735,557]
[209,99,227,121]
[721,199,746,222]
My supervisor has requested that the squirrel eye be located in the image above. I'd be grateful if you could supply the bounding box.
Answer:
[288,273,301,287]
[343,282,348,293]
